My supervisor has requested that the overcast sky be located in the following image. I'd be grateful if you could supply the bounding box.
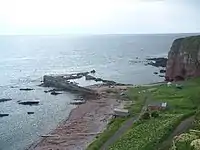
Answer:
[0,0,199,35]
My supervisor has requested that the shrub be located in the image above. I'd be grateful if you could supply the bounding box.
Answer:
[151,111,159,118]
[141,112,151,120]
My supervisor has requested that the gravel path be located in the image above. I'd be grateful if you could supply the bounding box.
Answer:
[101,95,149,150]
[159,115,195,150]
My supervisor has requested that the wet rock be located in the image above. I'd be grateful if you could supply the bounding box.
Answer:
[159,75,165,78]
[0,98,12,103]
[70,100,86,105]
[160,69,166,73]
[44,88,64,93]
[50,91,62,95]
[69,74,83,80]
[85,75,96,80]
[77,72,89,76]
[18,101,39,105]
[90,70,96,74]
[0,114,9,117]
[95,78,103,82]
[27,112,34,115]
[73,98,84,101]
[102,80,116,85]
[20,88,34,91]
[146,57,168,67]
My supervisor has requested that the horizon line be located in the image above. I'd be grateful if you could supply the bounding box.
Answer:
[0,32,200,36]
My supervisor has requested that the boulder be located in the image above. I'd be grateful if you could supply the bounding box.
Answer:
[160,69,166,73]
[27,112,34,115]
[90,70,96,74]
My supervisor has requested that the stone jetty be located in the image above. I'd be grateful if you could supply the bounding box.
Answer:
[43,74,96,95]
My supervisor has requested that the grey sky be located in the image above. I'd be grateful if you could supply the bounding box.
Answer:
[0,0,199,34]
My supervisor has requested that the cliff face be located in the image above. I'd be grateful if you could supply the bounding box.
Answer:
[166,36,200,81]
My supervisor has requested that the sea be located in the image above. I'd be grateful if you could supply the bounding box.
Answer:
[0,33,198,150]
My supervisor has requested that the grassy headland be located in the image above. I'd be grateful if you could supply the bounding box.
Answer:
[88,77,200,150]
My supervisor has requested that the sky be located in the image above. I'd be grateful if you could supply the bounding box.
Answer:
[0,0,199,35]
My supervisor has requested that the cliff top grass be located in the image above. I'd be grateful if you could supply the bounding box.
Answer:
[172,35,200,54]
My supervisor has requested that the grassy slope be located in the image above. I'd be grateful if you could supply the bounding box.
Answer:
[109,114,183,150]
[109,78,200,150]
[170,111,200,150]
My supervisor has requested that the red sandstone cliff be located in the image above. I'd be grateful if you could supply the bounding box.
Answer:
[165,36,200,81]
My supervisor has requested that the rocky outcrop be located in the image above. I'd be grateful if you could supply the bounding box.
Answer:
[0,114,9,117]
[0,98,12,103]
[19,88,34,91]
[18,101,40,105]
[43,75,96,95]
[147,57,168,67]
[166,35,200,81]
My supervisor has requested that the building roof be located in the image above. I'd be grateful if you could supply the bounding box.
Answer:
[148,102,167,107]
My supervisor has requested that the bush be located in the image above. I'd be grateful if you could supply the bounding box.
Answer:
[141,112,151,120]
[151,111,159,118]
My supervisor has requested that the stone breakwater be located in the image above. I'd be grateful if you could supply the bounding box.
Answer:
[42,70,131,96]
[43,75,96,95]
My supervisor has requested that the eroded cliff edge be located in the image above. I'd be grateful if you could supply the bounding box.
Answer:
[166,35,200,81]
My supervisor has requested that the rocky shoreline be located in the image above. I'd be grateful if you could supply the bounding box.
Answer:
[28,84,130,150]
[24,70,132,150]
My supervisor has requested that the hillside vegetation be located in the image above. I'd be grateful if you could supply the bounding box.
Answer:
[109,78,200,150]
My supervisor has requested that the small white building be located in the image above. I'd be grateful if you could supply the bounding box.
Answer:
[167,82,172,87]
[113,108,129,117]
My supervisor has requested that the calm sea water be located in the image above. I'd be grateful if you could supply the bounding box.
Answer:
[0,34,198,150]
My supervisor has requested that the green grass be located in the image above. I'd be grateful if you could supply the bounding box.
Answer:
[125,86,148,115]
[170,111,200,150]
[109,114,183,150]
[109,77,200,150]
[88,77,200,150]
[87,118,127,150]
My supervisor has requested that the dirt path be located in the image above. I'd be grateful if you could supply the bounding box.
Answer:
[159,115,195,150]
